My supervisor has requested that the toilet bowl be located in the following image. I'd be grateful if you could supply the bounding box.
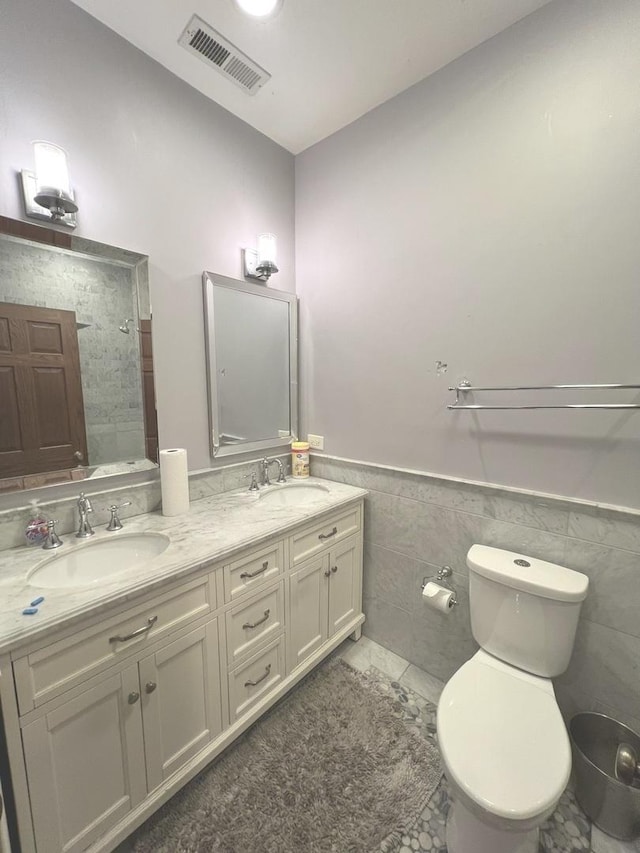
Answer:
[438,649,571,853]
[436,544,589,853]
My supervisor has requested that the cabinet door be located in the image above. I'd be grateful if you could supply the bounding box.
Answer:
[21,665,146,853]
[139,620,222,791]
[289,555,329,670]
[328,537,361,638]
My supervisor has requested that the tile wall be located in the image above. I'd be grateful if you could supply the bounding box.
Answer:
[311,454,640,733]
[0,454,290,552]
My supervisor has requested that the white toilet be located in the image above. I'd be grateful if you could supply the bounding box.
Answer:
[437,544,589,853]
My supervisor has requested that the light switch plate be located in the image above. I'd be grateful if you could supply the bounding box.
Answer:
[307,434,324,450]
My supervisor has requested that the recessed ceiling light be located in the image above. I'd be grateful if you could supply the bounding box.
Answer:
[234,0,283,19]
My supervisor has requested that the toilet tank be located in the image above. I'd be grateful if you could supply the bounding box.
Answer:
[467,545,589,678]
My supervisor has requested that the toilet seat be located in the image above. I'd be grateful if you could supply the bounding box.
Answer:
[438,650,571,823]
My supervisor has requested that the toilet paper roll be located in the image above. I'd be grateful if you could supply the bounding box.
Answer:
[422,581,455,613]
[160,448,190,517]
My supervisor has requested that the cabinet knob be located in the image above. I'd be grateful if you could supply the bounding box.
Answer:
[128,691,140,705]
[324,569,331,577]
[331,565,338,573]
[145,681,157,694]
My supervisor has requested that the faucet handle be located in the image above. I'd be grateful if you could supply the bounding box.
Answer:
[106,501,132,531]
[42,519,63,550]
[78,492,93,512]
[244,473,260,492]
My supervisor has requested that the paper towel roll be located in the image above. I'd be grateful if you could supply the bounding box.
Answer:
[422,581,455,613]
[160,448,190,516]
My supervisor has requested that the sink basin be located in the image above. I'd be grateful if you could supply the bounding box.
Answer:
[257,482,330,507]
[28,533,170,590]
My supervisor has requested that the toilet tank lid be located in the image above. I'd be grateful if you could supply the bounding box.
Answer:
[467,544,589,602]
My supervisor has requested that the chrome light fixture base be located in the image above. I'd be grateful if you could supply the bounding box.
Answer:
[20,170,77,228]
[243,247,278,282]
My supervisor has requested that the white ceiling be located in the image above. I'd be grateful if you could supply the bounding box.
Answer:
[70,0,553,154]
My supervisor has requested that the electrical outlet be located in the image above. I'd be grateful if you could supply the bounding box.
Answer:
[307,434,324,450]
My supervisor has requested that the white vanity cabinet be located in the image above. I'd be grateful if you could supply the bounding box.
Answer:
[137,619,223,790]
[19,608,223,853]
[22,665,147,853]
[289,535,361,670]
[2,496,364,853]
[288,505,362,670]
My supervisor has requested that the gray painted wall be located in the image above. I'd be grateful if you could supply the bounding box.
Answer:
[296,0,640,509]
[0,0,295,472]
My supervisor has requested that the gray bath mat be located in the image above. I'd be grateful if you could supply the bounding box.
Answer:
[130,656,442,853]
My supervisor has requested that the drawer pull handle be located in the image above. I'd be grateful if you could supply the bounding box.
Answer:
[331,565,338,573]
[109,615,158,643]
[243,609,270,630]
[128,691,140,705]
[318,526,338,541]
[244,664,272,687]
[240,561,269,580]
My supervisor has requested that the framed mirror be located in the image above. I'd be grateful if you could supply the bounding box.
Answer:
[0,216,158,494]
[203,272,298,458]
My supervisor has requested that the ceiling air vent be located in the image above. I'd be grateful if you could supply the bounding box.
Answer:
[178,14,270,95]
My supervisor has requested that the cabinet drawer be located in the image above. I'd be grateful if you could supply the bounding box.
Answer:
[225,580,284,668]
[14,574,216,715]
[290,504,361,566]
[228,636,284,723]
[224,540,284,602]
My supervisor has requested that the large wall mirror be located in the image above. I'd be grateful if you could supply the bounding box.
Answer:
[0,216,158,494]
[203,272,298,458]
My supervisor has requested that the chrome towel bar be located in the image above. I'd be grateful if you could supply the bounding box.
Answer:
[448,380,640,410]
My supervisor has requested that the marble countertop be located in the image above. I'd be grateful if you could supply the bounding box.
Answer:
[0,477,366,657]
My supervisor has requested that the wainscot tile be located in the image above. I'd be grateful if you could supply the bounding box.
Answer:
[557,620,640,723]
[338,635,409,681]
[362,596,416,665]
[568,510,640,553]
[562,538,640,639]
[363,542,426,614]
[409,585,477,682]
[483,492,570,535]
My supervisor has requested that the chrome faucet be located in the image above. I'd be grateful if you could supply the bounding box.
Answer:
[76,492,95,538]
[259,458,271,487]
[261,457,286,486]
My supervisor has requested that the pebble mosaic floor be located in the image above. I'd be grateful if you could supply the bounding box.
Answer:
[113,640,631,853]
[361,664,592,853]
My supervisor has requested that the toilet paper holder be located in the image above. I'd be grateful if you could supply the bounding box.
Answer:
[421,566,458,607]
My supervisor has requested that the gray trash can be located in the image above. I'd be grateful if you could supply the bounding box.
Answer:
[570,712,640,840]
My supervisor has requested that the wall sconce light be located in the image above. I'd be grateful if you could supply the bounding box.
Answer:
[243,233,279,282]
[20,141,78,228]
